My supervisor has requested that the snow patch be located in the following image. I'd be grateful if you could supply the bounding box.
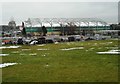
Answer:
[0,54,9,56]
[45,64,49,67]
[0,63,18,68]
[105,47,118,49]
[107,42,113,44]
[29,53,37,56]
[66,43,70,45]
[93,43,98,46]
[42,54,46,56]
[37,49,49,51]
[0,46,21,49]
[60,47,84,51]
[22,49,31,51]
[20,53,27,56]
[37,44,46,46]
[11,51,20,53]
[97,50,120,54]
[55,42,59,44]
[90,48,94,50]
[98,48,102,49]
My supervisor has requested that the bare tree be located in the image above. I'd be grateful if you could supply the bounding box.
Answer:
[42,26,47,36]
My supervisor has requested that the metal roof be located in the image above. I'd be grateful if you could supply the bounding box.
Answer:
[24,18,108,27]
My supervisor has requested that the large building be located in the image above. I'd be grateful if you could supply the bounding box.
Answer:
[24,18,110,36]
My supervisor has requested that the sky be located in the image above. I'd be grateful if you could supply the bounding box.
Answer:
[1,1,119,25]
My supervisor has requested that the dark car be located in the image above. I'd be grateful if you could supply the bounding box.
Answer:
[46,38,54,43]
[68,36,75,42]
[37,37,46,44]
[17,38,23,45]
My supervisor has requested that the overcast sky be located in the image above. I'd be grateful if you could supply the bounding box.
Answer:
[1,2,118,25]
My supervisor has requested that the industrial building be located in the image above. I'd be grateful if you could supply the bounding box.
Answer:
[24,18,110,36]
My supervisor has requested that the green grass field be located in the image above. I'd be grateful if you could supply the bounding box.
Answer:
[1,39,119,82]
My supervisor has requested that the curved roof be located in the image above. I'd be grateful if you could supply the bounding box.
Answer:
[24,18,108,27]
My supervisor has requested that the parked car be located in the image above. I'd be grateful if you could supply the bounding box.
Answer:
[46,38,54,43]
[37,37,46,44]
[17,38,23,45]
[68,36,75,42]
[24,39,31,44]
[73,35,81,41]
[60,36,68,42]
[29,40,38,45]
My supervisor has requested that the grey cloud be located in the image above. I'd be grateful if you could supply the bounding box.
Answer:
[2,2,118,25]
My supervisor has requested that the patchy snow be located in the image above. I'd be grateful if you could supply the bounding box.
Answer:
[55,42,59,44]
[42,54,46,57]
[98,48,102,49]
[97,52,119,54]
[110,50,120,52]
[66,43,70,45]
[107,42,113,44]
[45,64,49,67]
[45,53,49,54]
[29,53,37,56]
[0,46,21,49]
[42,53,49,56]
[97,50,120,54]
[37,49,49,51]
[22,49,31,51]
[99,42,113,45]
[90,48,94,50]
[100,43,106,45]
[11,51,20,53]
[20,53,27,56]
[105,47,119,49]
[60,47,84,51]
[37,44,46,46]
[0,63,18,68]
[0,54,9,56]
[92,43,98,46]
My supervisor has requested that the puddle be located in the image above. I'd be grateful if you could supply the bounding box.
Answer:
[0,54,9,56]
[0,63,18,68]
[60,47,84,51]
